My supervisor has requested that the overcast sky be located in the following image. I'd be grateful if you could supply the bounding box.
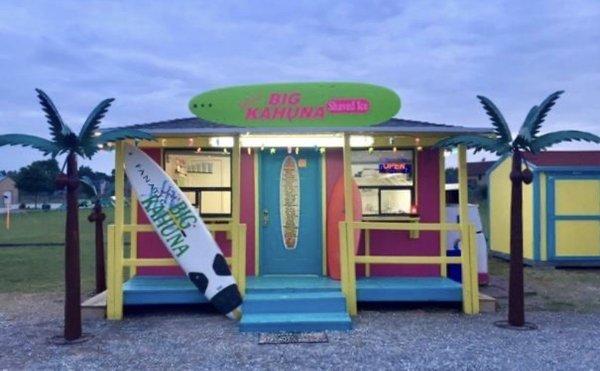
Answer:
[0,1,598,173]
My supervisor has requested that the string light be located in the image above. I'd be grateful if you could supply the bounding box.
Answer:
[319,147,326,154]
[223,148,229,154]
[389,137,394,145]
[393,146,397,152]
[287,146,292,154]
[196,147,202,153]
[295,147,300,155]
[270,148,276,155]
[417,146,423,151]
[260,144,265,151]
[415,137,421,144]
[187,138,194,147]
[161,139,167,146]
[247,147,252,155]
[368,147,374,154]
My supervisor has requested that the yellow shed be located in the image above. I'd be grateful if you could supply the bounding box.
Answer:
[488,151,600,265]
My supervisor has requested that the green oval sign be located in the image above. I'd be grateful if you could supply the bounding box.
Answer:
[189,82,400,128]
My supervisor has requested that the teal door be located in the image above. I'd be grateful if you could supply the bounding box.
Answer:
[259,150,323,275]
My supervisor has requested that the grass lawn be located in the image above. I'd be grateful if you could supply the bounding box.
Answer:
[0,208,117,294]
[488,257,600,313]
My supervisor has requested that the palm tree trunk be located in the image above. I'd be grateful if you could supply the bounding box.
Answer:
[89,201,106,293]
[64,151,82,340]
[508,150,525,326]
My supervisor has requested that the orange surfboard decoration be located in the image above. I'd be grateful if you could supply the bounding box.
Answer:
[327,177,362,280]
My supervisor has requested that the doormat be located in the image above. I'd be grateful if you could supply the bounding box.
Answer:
[259,332,328,344]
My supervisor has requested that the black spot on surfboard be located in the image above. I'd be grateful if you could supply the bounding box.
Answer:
[212,254,231,276]
[188,272,208,294]
[210,284,242,314]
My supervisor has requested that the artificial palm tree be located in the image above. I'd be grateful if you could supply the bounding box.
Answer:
[436,91,599,328]
[81,176,114,294]
[0,89,153,341]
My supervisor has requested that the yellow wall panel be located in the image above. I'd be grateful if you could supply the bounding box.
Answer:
[489,156,535,259]
[555,220,600,257]
[555,180,600,215]
[489,157,511,255]
[522,176,534,260]
[539,173,547,261]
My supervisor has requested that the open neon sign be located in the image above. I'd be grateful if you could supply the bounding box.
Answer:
[378,159,412,174]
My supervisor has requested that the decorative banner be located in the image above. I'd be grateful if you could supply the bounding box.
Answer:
[280,155,300,249]
[189,82,401,128]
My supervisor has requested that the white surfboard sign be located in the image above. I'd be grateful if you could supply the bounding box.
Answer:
[124,144,242,319]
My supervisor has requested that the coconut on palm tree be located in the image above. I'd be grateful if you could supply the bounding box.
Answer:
[0,89,153,340]
[436,91,599,328]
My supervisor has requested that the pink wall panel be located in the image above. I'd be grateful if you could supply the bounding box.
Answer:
[135,147,252,276]
[325,148,441,278]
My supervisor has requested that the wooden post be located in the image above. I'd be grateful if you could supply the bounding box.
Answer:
[469,224,480,314]
[231,136,242,286]
[342,134,357,315]
[339,222,350,312]
[458,145,473,313]
[130,189,138,277]
[365,229,371,277]
[238,224,247,295]
[439,149,447,277]
[111,141,125,320]
[106,224,116,319]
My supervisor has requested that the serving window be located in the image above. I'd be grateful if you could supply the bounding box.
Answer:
[164,149,232,218]
[352,149,415,216]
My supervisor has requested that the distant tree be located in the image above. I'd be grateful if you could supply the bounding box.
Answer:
[14,159,60,207]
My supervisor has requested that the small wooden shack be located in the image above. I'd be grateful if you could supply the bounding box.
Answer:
[488,151,600,265]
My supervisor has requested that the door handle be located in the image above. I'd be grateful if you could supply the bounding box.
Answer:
[262,209,270,226]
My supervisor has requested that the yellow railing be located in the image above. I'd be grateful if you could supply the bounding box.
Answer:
[106,222,247,320]
[339,221,479,316]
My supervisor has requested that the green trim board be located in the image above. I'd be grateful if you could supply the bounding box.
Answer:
[189,82,401,128]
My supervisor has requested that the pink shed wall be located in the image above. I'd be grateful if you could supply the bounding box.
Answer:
[325,148,441,277]
[135,148,256,276]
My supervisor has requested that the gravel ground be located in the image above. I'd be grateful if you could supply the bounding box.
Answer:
[1,292,599,370]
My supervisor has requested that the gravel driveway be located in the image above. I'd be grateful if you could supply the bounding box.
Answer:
[1,292,598,370]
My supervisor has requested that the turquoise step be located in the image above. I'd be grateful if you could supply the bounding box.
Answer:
[240,312,352,333]
[246,275,341,294]
[243,291,346,314]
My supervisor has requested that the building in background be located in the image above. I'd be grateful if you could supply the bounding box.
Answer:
[488,151,600,265]
[0,175,18,207]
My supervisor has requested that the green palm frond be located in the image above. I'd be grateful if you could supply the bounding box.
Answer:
[435,135,511,155]
[530,130,600,153]
[35,89,74,148]
[477,95,512,144]
[0,134,59,156]
[516,105,538,145]
[78,98,115,149]
[518,91,564,143]
[80,176,98,198]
